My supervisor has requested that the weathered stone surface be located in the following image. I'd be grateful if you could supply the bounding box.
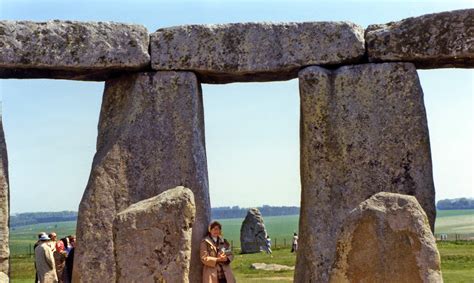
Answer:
[296,63,435,283]
[251,263,294,271]
[240,208,268,254]
[0,116,9,276]
[73,71,210,282]
[330,192,442,283]
[0,20,150,81]
[114,186,196,283]
[366,9,474,68]
[151,22,365,83]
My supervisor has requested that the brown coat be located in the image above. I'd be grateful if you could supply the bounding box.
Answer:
[200,236,236,283]
[35,242,58,283]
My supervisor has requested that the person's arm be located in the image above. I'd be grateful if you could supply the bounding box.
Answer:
[223,240,233,263]
[200,241,218,267]
[44,246,55,269]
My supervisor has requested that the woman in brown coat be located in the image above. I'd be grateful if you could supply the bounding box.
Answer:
[200,221,236,283]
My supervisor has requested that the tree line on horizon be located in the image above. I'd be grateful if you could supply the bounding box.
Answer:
[9,198,473,227]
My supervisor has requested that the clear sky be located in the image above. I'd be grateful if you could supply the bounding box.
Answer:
[0,0,472,213]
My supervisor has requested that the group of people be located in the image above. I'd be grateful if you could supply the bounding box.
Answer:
[34,232,75,283]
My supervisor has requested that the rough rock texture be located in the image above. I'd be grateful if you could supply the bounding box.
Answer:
[0,20,150,81]
[295,63,435,283]
[114,187,196,283]
[329,192,442,283]
[73,72,210,282]
[240,208,268,254]
[251,263,294,271]
[366,9,474,68]
[151,22,365,83]
[0,116,9,276]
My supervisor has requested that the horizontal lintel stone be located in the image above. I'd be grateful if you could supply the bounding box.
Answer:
[150,22,365,83]
[366,9,474,69]
[0,20,150,81]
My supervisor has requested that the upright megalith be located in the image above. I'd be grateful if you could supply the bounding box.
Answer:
[366,9,474,68]
[330,192,442,283]
[114,187,196,283]
[0,20,150,80]
[74,71,210,282]
[0,115,9,276]
[151,22,365,83]
[240,208,268,254]
[296,63,435,283]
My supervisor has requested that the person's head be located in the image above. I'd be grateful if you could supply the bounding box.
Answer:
[208,221,222,238]
[61,237,69,247]
[38,234,50,242]
[37,232,47,240]
[294,232,297,236]
[49,232,57,241]
[68,235,76,247]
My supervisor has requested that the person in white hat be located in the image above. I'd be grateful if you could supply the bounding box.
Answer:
[35,234,58,283]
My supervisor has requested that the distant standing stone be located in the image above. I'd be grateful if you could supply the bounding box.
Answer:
[240,208,268,254]
[114,187,196,283]
[366,9,474,68]
[330,192,442,283]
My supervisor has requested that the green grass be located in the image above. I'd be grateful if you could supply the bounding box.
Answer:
[232,247,295,282]
[437,241,474,283]
[435,210,474,235]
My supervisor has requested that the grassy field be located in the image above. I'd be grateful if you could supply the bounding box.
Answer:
[9,221,77,256]
[435,209,474,235]
[8,209,474,282]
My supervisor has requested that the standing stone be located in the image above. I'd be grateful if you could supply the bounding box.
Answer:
[296,63,435,283]
[366,9,474,68]
[240,208,268,254]
[0,20,150,80]
[73,72,210,282]
[0,114,9,276]
[151,22,365,83]
[330,192,442,283]
[114,187,196,283]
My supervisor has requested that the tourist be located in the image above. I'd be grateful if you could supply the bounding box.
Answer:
[63,235,76,283]
[291,232,298,253]
[200,221,236,283]
[48,232,58,252]
[34,232,48,283]
[264,235,272,255]
[48,232,67,282]
[35,234,58,283]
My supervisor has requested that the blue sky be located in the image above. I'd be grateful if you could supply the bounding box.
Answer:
[0,0,473,213]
